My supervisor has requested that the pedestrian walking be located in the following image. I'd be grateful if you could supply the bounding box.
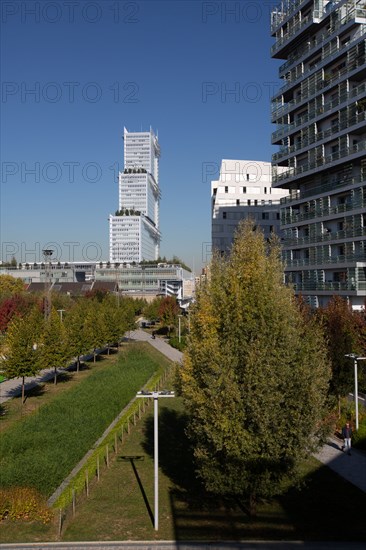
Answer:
[341,421,353,455]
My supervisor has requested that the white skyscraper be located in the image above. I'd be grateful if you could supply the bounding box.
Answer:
[109,127,161,263]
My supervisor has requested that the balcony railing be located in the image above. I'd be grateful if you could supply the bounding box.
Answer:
[285,252,366,267]
[271,12,315,55]
[272,110,366,162]
[278,18,366,77]
[272,3,366,56]
[283,226,366,246]
[280,176,365,205]
[271,0,311,33]
[273,139,366,183]
[281,195,366,223]
[272,62,366,138]
[291,281,359,292]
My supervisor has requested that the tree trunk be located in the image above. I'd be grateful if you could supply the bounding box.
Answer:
[22,376,25,404]
[248,493,257,519]
[77,356,80,373]
[93,349,96,363]
[54,366,57,385]
[338,394,341,418]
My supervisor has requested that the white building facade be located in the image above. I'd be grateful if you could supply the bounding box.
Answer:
[271,0,366,308]
[211,159,288,254]
[109,128,161,263]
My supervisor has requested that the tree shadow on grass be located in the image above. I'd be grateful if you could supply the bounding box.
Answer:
[140,407,366,542]
[141,407,260,540]
[141,407,199,493]
[278,462,366,541]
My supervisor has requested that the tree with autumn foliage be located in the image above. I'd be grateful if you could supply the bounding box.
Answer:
[316,296,366,401]
[0,274,25,299]
[179,221,331,516]
[158,296,180,335]
[0,294,32,333]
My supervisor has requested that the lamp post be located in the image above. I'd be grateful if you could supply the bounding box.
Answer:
[57,309,65,322]
[178,314,182,343]
[136,389,175,530]
[42,249,54,320]
[345,354,366,430]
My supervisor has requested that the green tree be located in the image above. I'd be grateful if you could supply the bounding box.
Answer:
[4,306,43,403]
[180,221,330,516]
[143,296,163,321]
[38,308,69,385]
[158,296,180,336]
[84,301,107,362]
[66,301,89,371]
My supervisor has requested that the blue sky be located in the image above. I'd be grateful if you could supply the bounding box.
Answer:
[1,0,281,273]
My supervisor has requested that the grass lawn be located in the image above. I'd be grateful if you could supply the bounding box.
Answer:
[58,397,366,543]
[1,361,366,543]
[0,342,172,497]
[0,352,119,434]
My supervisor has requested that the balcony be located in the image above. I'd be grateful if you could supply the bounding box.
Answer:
[271,0,312,33]
[291,281,358,292]
[280,175,365,205]
[272,3,366,57]
[281,194,366,222]
[286,252,366,267]
[272,110,366,162]
[273,139,366,184]
[282,226,366,246]
[272,60,366,127]
[272,12,318,56]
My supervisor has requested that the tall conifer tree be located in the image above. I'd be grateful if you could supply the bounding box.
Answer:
[180,221,330,515]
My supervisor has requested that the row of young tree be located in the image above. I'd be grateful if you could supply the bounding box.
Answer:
[179,221,366,517]
[1,294,136,403]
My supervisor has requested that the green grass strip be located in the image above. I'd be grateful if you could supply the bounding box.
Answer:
[0,343,167,497]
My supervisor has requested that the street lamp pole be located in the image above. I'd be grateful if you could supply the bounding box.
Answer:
[57,309,65,322]
[178,315,182,343]
[136,389,174,530]
[345,354,366,430]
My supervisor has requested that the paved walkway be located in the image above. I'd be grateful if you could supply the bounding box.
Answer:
[1,541,366,549]
[314,434,366,493]
[1,332,365,496]
[128,329,183,364]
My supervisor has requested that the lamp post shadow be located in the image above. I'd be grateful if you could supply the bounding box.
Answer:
[119,455,154,527]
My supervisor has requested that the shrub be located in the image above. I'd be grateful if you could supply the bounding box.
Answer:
[353,419,366,450]
[169,336,187,351]
[0,487,52,523]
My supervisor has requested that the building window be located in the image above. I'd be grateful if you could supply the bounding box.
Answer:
[225,186,228,193]
[223,212,227,219]
[236,199,240,206]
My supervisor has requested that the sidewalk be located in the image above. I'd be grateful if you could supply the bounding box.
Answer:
[314,435,366,493]
[128,328,183,364]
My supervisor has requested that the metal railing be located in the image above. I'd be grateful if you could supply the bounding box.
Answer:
[281,196,366,222]
[285,252,366,267]
[272,110,366,161]
[283,226,366,246]
[273,140,366,183]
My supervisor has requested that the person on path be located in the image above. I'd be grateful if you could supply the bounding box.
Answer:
[341,421,353,455]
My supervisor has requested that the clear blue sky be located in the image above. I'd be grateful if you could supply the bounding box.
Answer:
[1,0,281,273]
